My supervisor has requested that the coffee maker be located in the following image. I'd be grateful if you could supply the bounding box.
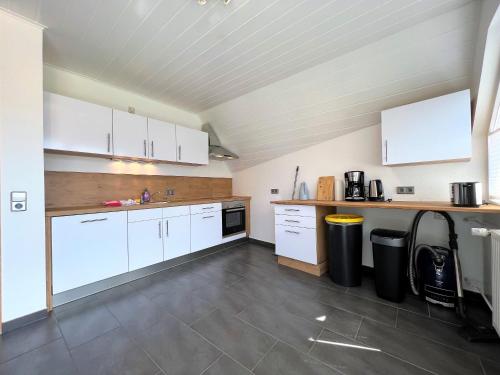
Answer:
[344,171,365,201]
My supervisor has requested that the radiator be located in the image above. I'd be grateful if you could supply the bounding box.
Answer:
[491,230,500,335]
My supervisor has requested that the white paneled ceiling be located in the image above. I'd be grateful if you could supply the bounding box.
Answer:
[1,0,475,113]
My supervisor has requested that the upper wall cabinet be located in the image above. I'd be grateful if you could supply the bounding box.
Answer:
[381,90,472,166]
[176,125,209,165]
[112,109,149,159]
[148,118,177,162]
[44,92,113,155]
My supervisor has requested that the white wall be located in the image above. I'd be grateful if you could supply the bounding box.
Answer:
[0,11,46,322]
[233,124,489,291]
[43,65,232,178]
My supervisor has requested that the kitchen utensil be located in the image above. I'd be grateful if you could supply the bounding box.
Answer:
[317,176,335,200]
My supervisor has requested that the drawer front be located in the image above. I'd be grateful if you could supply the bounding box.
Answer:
[128,208,163,222]
[163,205,190,218]
[190,202,221,215]
[274,205,315,217]
[275,214,316,228]
[275,225,317,264]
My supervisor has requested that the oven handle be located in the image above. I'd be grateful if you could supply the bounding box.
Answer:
[224,207,245,213]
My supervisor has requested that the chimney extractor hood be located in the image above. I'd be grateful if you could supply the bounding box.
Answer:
[202,123,239,160]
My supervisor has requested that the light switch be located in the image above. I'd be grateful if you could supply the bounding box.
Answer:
[11,191,27,212]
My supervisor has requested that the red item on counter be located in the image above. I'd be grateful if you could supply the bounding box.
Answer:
[103,200,122,207]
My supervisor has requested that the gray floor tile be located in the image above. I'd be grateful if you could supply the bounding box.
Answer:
[238,303,323,353]
[202,355,252,375]
[56,302,119,349]
[71,328,159,375]
[428,303,464,325]
[309,329,431,374]
[482,358,500,375]
[193,284,256,315]
[128,272,176,300]
[192,309,275,369]
[106,292,165,336]
[228,278,290,306]
[167,269,216,291]
[253,341,339,375]
[397,309,500,364]
[357,318,483,374]
[0,316,61,363]
[134,314,220,375]
[0,339,76,375]
[152,283,216,325]
[278,293,362,338]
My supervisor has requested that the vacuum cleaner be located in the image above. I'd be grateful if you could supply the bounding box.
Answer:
[408,210,499,342]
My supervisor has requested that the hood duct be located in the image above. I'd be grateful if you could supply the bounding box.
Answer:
[202,123,239,160]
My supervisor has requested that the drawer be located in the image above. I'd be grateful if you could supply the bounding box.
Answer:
[163,205,190,218]
[128,208,162,222]
[275,215,316,228]
[275,225,317,264]
[190,202,221,215]
[274,205,315,217]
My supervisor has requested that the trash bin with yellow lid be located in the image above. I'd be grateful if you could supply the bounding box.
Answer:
[325,214,364,287]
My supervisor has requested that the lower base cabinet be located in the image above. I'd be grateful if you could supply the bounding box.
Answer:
[190,211,222,252]
[128,219,164,271]
[164,215,190,260]
[52,211,128,294]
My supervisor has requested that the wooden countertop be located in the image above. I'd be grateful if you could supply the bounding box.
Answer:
[271,199,500,214]
[46,196,251,217]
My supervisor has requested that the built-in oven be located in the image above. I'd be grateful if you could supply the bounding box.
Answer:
[222,201,246,236]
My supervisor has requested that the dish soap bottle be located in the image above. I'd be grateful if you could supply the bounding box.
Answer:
[141,188,151,203]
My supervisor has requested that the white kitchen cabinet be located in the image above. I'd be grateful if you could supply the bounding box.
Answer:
[52,211,128,294]
[128,219,164,271]
[190,202,222,215]
[175,125,209,165]
[275,225,317,264]
[113,109,149,158]
[190,210,222,252]
[44,92,113,155]
[164,214,191,260]
[381,89,471,166]
[147,118,177,161]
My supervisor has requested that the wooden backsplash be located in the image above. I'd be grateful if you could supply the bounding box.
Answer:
[45,171,232,208]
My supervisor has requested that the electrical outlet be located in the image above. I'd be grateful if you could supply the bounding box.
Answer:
[271,189,279,194]
[396,186,415,194]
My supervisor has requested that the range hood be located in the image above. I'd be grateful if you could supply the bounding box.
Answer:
[202,123,239,160]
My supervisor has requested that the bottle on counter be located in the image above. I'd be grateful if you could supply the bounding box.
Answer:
[141,188,151,203]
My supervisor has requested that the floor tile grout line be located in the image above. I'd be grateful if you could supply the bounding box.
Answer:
[199,352,224,375]
[250,339,279,372]
[0,334,65,368]
[394,308,399,328]
[307,327,324,355]
[188,306,219,328]
[354,317,364,340]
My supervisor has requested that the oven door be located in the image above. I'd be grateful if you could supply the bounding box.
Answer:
[222,207,246,236]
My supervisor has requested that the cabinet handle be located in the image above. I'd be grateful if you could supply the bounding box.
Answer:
[285,230,300,234]
[178,145,181,160]
[144,140,147,157]
[225,207,245,213]
[107,133,111,153]
[384,139,388,163]
[81,218,108,224]
[158,221,162,238]
[285,219,300,223]
[166,220,169,237]
[151,141,154,158]
[202,215,214,219]
[284,209,300,212]
[202,206,214,210]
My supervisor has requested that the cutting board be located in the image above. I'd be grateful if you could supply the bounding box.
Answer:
[317,176,335,201]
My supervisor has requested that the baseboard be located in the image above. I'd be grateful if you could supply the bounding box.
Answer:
[249,238,275,249]
[2,309,48,334]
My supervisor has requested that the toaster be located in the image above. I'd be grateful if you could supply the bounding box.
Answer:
[450,182,482,207]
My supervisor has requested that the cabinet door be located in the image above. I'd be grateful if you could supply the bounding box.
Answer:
[128,219,164,271]
[164,215,190,260]
[190,211,222,252]
[275,225,317,264]
[175,125,209,165]
[381,90,471,165]
[147,118,177,161]
[52,212,128,294]
[113,109,148,158]
[44,92,112,155]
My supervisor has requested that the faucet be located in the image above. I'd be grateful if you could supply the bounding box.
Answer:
[149,191,164,202]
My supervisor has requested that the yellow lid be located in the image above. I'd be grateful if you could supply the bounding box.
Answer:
[325,214,364,224]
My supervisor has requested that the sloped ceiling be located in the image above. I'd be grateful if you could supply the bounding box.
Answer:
[201,1,481,171]
[1,0,473,113]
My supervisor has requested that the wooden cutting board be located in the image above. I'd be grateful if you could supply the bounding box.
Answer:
[317,176,335,201]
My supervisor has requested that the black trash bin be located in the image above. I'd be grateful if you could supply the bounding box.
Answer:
[325,214,364,287]
[370,229,409,303]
